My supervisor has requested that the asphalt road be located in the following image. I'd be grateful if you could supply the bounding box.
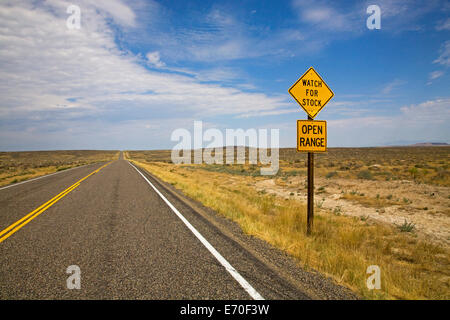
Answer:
[0,153,355,299]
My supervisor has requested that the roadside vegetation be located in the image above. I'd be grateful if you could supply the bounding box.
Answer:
[0,150,119,187]
[279,147,449,187]
[126,147,450,300]
[340,192,402,209]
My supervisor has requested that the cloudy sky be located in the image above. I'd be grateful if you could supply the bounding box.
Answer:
[0,0,449,150]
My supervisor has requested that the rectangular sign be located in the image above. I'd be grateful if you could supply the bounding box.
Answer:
[297,120,327,152]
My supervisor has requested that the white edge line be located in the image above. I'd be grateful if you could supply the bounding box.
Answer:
[128,161,264,300]
[0,163,95,191]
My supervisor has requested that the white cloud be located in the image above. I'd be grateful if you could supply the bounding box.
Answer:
[429,71,444,80]
[292,0,359,32]
[42,0,138,27]
[0,1,289,150]
[237,108,298,118]
[134,6,317,63]
[194,68,240,83]
[365,0,442,32]
[293,0,445,35]
[436,18,450,31]
[381,79,406,94]
[329,98,450,126]
[400,98,450,122]
[93,0,137,27]
[427,70,444,84]
[434,41,450,67]
[324,98,450,146]
[146,51,165,68]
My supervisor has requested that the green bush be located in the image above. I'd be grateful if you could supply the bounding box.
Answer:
[397,220,415,233]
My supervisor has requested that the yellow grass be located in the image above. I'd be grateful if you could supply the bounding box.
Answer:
[128,157,450,300]
[340,193,402,209]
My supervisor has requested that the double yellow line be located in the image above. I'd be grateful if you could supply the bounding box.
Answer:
[0,162,112,244]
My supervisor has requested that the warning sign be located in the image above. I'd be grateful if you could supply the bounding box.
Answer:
[297,120,327,152]
[289,67,334,119]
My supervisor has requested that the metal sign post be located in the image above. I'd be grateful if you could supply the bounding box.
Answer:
[307,116,314,235]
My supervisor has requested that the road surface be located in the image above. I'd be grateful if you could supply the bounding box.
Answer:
[0,153,354,299]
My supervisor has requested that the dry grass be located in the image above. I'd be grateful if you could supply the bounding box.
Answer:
[126,153,450,300]
[0,150,119,187]
[340,193,402,209]
[281,147,450,187]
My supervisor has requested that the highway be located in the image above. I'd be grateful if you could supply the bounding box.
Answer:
[0,153,354,299]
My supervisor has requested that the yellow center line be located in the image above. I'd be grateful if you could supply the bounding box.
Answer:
[0,183,80,239]
[0,161,113,244]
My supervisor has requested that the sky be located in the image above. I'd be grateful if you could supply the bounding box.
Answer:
[0,0,449,151]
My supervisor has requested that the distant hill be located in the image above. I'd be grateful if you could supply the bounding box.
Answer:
[380,142,449,147]
[409,142,449,147]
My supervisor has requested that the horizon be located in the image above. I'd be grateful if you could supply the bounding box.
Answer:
[2,141,449,153]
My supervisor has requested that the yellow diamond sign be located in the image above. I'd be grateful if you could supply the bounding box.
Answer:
[289,67,334,119]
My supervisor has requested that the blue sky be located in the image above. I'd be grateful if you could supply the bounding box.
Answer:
[0,0,449,150]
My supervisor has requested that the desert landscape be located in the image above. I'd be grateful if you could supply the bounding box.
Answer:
[0,147,448,300]
[2,0,449,309]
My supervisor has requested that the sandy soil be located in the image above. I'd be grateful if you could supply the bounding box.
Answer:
[255,176,450,247]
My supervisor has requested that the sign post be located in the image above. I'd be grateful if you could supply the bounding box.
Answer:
[289,67,333,235]
[307,118,314,235]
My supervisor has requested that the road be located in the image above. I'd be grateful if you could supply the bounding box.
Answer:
[0,153,354,299]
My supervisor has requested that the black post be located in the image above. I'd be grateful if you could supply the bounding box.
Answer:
[307,115,314,235]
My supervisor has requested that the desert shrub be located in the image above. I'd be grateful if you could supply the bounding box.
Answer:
[357,170,373,180]
[325,171,338,179]
[409,167,419,180]
[397,220,416,233]
[284,170,305,177]
[333,206,342,215]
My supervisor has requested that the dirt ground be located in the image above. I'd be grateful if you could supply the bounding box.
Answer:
[255,176,450,247]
